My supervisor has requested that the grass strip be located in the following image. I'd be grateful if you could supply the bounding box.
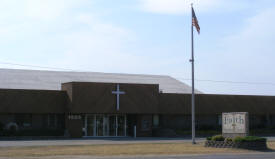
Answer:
[0,142,274,157]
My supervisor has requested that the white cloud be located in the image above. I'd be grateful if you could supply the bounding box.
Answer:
[195,6,275,95]
[0,0,147,73]
[0,0,177,75]
[53,14,177,74]
[56,14,137,71]
[24,0,69,20]
[0,0,87,21]
[221,7,275,69]
[0,0,90,41]
[138,0,248,15]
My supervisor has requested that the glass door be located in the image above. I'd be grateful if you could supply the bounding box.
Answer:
[109,115,116,136]
[96,115,103,136]
[103,116,109,136]
[117,115,127,136]
[84,114,127,137]
[86,115,95,136]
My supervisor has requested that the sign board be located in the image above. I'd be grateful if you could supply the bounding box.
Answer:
[222,112,249,137]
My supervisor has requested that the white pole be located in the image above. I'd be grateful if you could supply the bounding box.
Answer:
[191,3,196,144]
[134,125,136,138]
[85,115,87,136]
[124,115,127,136]
[116,115,118,136]
[94,115,96,136]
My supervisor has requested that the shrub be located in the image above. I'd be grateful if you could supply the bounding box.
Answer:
[225,137,233,142]
[233,136,266,142]
[206,136,212,140]
[0,129,64,137]
[15,129,64,136]
[211,135,225,141]
[233,136,244,142]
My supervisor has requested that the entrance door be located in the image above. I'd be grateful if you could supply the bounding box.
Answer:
[86,115,95,136]
[109,115,116,136]
[103,116,109,136]
[117,115,126,136]
[96,115,104,136]
[84,114,127,137]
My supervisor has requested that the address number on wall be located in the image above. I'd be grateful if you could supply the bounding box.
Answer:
[68,115,81,120]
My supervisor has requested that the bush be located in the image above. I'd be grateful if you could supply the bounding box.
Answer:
[206,136,212,140]
[225,137,233,142]
[233,136,266,142]
[15,129,64,136]
[211,135,225,141]
[0,129,64,136]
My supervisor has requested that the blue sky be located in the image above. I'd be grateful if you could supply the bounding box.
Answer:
[0,0,275,95]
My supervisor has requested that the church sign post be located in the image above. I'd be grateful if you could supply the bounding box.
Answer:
[222,112,249,138]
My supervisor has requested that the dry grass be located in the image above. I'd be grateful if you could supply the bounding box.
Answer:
[267,141,275,149]
[0,142,274,157]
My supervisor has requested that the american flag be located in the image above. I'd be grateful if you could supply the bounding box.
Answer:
[192,7,200,34]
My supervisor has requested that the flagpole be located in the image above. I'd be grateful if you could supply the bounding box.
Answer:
[190,3,196,145]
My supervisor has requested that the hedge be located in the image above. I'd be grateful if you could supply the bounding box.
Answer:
[206,135,266,143]
[233,136,266,142]
[205,135,267,150]
[0,129,64,136]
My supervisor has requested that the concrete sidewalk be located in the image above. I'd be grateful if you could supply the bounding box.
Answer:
[0,137,274,147]
[1,153,275,159]
[0,137,206,147]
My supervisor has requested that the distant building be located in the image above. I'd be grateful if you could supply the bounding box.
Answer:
[0,68,274,138]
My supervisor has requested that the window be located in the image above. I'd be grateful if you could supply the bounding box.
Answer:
[218,115,222,125]
[42,114,65,129]
[15,114,32,129]
[48,114,57,127]
[153,115,159,127]
[141,120,150,130]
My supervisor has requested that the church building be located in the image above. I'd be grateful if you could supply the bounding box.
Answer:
[0,68,274,138]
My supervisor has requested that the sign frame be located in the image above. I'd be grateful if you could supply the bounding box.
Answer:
[222,112,249,138]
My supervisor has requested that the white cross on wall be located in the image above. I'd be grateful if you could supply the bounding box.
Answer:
[112,84,125,111]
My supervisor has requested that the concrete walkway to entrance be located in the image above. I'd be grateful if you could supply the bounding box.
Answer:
[0,137,206,147]
[1,137,275,147]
